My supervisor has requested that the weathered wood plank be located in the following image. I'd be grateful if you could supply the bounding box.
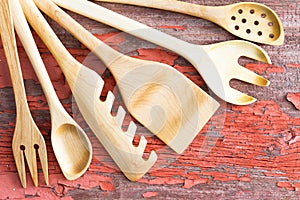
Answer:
[0,0,299,199]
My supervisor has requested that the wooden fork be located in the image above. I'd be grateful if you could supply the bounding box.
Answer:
[0,0,48,188]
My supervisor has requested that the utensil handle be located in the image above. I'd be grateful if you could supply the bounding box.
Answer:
[11,0,62,108]
[51,0,197,60]
[94,0,220,21]
[0,0,28,106]
[20,0,80,87]
[34,0,122,67]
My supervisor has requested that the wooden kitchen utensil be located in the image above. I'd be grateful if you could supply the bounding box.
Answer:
[21,0,157,181]
[93,0,284,45]
[51,0,272,105]
[34,0,220,154]
[0,0,48,188]
[11,0,92,181]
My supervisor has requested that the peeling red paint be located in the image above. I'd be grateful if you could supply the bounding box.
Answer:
[142,191,158,198]
[158,25,186,30]
[287,92,300,110]
[0,13,299,198]
[286,63,300,68]
[183,178,210,189]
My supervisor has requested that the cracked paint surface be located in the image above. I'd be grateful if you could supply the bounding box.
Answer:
[0,0,299,199]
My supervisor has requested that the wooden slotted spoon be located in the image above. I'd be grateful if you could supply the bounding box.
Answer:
[0,0,48,188]
[11,0,92,181]
[21,0,157,181]
[51,0,272,105]
[93,0,284,45]
[35,0,220,154]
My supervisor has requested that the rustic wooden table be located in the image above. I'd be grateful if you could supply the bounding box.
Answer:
[0,0,299,199]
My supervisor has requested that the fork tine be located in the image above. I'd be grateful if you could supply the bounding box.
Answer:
[234,65,270,86]
[36,140,49,185]
[24,147,38,187]
[226,86,257,105]
[12,147,27,188]
[234,40,272,64]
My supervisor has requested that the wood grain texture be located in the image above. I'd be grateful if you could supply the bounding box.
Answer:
[93,0,285,45]
[12,0,92,182]
[0,0,299,199]
[0,0,48,188]
[36,0,219,154]
[21,0,158,182]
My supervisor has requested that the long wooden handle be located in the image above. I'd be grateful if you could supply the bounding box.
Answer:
[51,0,197,60]
[11,0,62,109]
[20,0,80,88]
[34,0,122,67]
[93,0,220,21]
[0,0,27,107]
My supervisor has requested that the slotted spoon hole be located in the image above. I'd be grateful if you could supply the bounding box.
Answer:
[231,16,236,20]
[20,145,25,151]
[246,29,251,34]
[34,144,39,149]
[254,21,259,25]
[261,13,267,18]
[269,33,275,38]
[268,22,273,27]
[235,25,239,30]
[242,18,247,23]
[258,31,263,36]
[238,9,243,14]
[250,9,255,14]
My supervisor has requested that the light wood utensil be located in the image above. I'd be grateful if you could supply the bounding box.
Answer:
[51,0,272,105]
[0,0,48,188]
[35,0,219,154]
[11,0,92,181]
[93,0,284,45]
[21,0,157,181]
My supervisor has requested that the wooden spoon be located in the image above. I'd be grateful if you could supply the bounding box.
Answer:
[93,0,284,45]
[35,0,219,154]
[11,0,92,180]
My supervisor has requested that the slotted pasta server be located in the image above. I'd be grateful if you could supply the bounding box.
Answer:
[34,0,219,154]
[93,0,284,45]
[21,0,157,181]
[51,0,272,105]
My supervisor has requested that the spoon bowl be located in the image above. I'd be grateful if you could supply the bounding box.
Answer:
[52,123,91,179]
[224,2,284,45]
